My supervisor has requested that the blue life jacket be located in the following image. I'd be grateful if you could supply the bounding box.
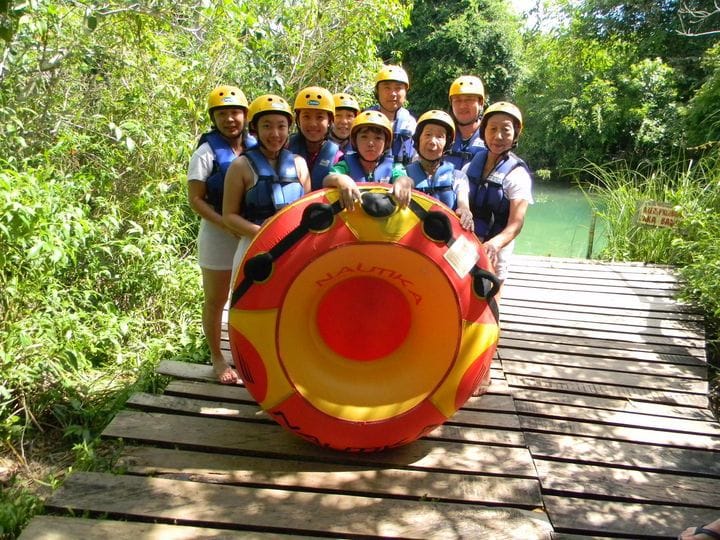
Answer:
[465,149,528,240]
[198,130,256,213]
[446,128,485,170]
[406,161,457,209]
[343,152,395,183]
[288,134,339,191]
[368,106,416,166]
[243,147,304,224]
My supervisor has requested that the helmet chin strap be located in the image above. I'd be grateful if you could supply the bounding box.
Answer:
[418,151,442,168]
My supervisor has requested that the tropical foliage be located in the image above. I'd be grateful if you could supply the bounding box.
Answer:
[0,0,409,536]
[384,0,524,113]
[513,0,720,171]
[1,0,719,536]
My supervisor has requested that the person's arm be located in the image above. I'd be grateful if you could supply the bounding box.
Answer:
[221,156,261,238]
[323,159,360,209]
[324,172,362,210]
[390,174,413,208]
[487,198,528,249]
[295,156,312,195]
[188,180,223,225]
[484,198,529,267]
[453,170,474,231]
[483,166,533,265]
[187,146,222,224]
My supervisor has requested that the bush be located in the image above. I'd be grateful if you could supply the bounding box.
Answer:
[583,150,720,344]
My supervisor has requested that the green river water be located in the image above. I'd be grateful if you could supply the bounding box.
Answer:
[514,182,606,259]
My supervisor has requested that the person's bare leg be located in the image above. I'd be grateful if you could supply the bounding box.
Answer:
[202,268,238,384]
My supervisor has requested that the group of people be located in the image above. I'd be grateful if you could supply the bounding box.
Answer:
[187,65,533,384]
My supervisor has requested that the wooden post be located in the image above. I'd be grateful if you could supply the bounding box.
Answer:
[586,212,597,259]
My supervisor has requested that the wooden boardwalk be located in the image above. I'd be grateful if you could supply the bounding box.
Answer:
[20,255,719,539]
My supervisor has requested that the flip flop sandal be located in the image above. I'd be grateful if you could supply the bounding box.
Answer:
[691,526,720,540]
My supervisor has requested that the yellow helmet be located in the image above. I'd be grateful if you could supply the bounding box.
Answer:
[448,75,485,101]
[350,110,393,146]
[414,110,456,151]
[247,94,293,125]
[293,86,335,117]
[375,65,410,89]
[333,93,360,113]
[207,85,248,114]
[479,101,524,141]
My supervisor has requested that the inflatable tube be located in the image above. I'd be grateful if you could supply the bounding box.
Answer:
[228,184,500,452]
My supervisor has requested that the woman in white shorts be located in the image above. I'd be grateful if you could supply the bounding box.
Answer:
[187,85,253,384]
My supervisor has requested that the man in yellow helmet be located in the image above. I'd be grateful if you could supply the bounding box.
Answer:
[447,75,486,169]
[367,65,417,166]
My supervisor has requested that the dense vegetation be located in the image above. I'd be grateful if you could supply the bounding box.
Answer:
[1,0,719,537]
[0,0,409,535]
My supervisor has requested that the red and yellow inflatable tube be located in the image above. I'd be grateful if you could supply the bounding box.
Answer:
[228,185,500,452]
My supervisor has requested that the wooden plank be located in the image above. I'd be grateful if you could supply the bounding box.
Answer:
[499,337,704,366]
[158,359,511,393]
[500,331,706,361]
[507,271,680,290]
[501,297,703,323]
[507,267,680,288]
[551,534,616,540]
[127,392,267,422]
[509,389,717,421]
[518,415,720,451]
[163,380,520,415]
[125,392,527,446]
[525,432,720,476]
[501,286,688,311]
[157,359,235,383]
[535,460,720,508]
[542,495,717,539]
[461,393,517,413]
[165,380,256,403]
[102,410,538,476]
[505,278,676,298]
[505,375,709,408]
[46,472,554,539]
[500,349,707,379]
[500,301,704,333]
[500,321,705,350]
[501,311,703,341]
[514,401,720,437]
[18,515,304,539]
[502,361,708,394]
[117,446,544,507]
[510,255,680,276]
